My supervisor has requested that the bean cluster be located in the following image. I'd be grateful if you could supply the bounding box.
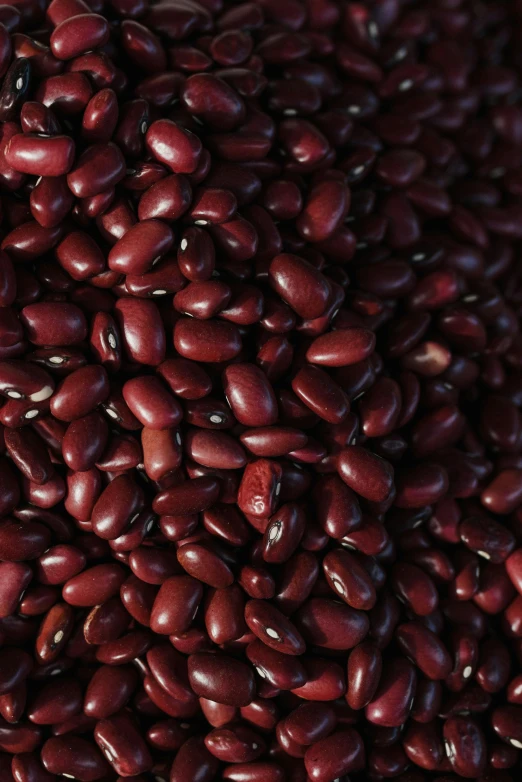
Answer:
[1,0,522,780]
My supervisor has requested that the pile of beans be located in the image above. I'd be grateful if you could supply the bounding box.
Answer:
[3,0,522,780]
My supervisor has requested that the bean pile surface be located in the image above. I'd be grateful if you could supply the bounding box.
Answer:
[2,0,522,780]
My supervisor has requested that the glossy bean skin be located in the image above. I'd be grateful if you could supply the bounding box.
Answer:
[150,575,203,635]
[188,652,255,707]
[292,365,349,425]
[0,1,521,776]
[62,564,126,607]
[41,736,110,781]
[84,664,137,719]
[304,729,365,781]
[94,712,153,777]
[115,298,166,366]
[238,459,282,518]
[323,549,376,610]
[269,254,330,319]
[174,318,242,363]
[443,716,487,778]
[365,659,417,727]
[245,599,305,656]
[50,365,109,422]
[223,363,278,427]
[337,446,394,503]
[170,737,219,782]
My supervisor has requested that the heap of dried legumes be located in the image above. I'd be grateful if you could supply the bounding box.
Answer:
[3,0,522,780]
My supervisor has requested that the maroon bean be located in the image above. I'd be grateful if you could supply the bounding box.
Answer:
[238,459,282,518]
[4,428,53,486]
[177,542,233,589]
[443,716,487,778]
[269,253,330,319]
[41,736,110,780]
[84,664,137,719]
[62,563,125,607]
[146,119,202,174]
[323,549,376,610]
[50,365,109,421]
[460,515,515,564]
[292,365,349,424]
[170,736,219,782]
[94,712,152,777]
[150,574,203,635]
[245,599,305,656]
[174,317,242,363]
[205,724,264,763]
[365,659,417,727]
[157,357,211,400]
[188,652,255,707]
[67,142,125,198]
[304,729,365,781]
[204,584,246,644]
[62,412,108,471]
[91,474,144,540]
[223,363,278,427]
[337,445,394,503]
[153,476,221,516]
[396,622,452,680]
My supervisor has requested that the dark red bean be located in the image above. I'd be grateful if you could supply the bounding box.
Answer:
[365,658,417,727]
[93,712,152,777]
[41,736,110,780]
[67,142,125,198]
[269,254,330,319]
[170,736,219,782]
[188,652,255,707]
[62,564,126,607]
[304,729,365,781]
[337,446,394,502]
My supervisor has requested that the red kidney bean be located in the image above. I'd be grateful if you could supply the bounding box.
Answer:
[262,503,305,564]
[177,542,233,589]
[269,253,330,319]
[149,574,203,635]
[295,596,369,651]
[323,549,376,610]
[392,563,439,616]
[245,599,305,656]
[204,583,246,644]
[108,219,173,275]
[188,652,255,707]
[67,142,125,198]
[346,640,382,710]
[49,365,109,422]
[90,473,144,540]
[94,712,152,776]
[153,476,220,516]
[35,544,85,586]
[292,365,349,425]
[170,736,219,782]
[304,729,365,781]
[337,445,394,503]
[443,716,487,778]
[5,133,75,177]
[174,317,242,363]
[238,459,282,518]
[146,119,202,174]
[62,563,125,606]
[41,736,110,780]
[223,363,278,427]
[4,428,53,486]
[246,639,306,691]
[365,658,417,727]
[396,622,452,680]
[84,664,137,719]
